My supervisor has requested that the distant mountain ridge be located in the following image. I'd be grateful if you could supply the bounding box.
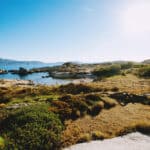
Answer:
[142,59,150,64]
[0,58,44,64]
[0,58,63,70]
[0,58,63,65]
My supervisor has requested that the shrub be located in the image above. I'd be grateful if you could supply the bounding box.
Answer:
[51,95,92,120]
[0,104,63,150]
[62,96,89,119]
[120,62,133,70]
[0,137,5,149]
[111,87,119,92]
[90,103,102,116]
[0,95,11,103]
[85,94,101,102]
[92,65,121,78]
[138,66,150,78]
[50,100,72,121]
[110,92,150,106]
[59,83,93,94]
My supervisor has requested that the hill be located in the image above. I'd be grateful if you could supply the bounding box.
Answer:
[142,59,150,64]
[0,58,63,70]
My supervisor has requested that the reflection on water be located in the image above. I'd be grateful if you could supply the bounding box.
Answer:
[0,72,71,85]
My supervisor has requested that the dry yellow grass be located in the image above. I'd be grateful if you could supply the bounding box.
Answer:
[61,103,150,147]
[87,74,150,94]
[1,76,150,149]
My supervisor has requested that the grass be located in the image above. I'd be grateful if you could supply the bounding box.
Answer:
[87,74,150,94]
[0,104,64,150]
[0,85,60,107]
[61,104,150,147]
[0,73,150,149]
[137,66,150,78]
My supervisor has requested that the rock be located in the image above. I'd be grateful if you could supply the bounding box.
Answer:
[0,79,34,87]
[10,67,29,76]
[0,70,7,74]
[6,103,30,110]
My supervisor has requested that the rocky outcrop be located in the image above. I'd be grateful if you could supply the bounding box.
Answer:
[0,70,7,74]
[9,67,29,76]
[50,71,93,79]
[0,79,34,87]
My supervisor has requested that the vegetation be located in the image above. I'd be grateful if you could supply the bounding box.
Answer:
[120,62,133,70]
[138,66,150,78]
[0,104,63,150]
[62,104,150,147]
[92,64,121,79]
[0,63,150,149]
[59,83,95,94]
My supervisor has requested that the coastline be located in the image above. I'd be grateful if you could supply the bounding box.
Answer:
[0,79,34,87]
[0,78,93,87]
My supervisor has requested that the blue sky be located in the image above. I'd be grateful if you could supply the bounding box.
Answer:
[0,0,150,62]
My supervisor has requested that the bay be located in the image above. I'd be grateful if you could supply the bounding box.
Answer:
[0,62,71,85]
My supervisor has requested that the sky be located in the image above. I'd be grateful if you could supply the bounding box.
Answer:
[0,0,150,62]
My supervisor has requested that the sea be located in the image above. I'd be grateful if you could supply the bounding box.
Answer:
[0,62,71,85]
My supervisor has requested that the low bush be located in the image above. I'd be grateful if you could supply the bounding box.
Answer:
[51,94,104,120]
[85,94,101,102]
[138,66,150,78]
[0,104,63,150]
[59,83,93,94]
[0,137,5,149]
[92,65,121,79]
[61,96,89,119]
[50,100,72,121]
[110,92,150,106]
[120,62,133,70]
[111,87,119,92]
[90,103,102,116]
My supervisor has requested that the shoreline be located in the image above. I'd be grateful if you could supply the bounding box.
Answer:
[0,78,93,87]
[0,79,34,87]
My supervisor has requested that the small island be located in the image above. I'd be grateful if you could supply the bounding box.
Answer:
[0,69,7,74]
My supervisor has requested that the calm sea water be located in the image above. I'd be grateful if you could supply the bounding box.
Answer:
[0,63,71,85]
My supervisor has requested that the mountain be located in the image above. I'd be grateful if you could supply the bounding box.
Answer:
[0,58,63,70]
[142,59,150,64]
[0,58,44,64]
